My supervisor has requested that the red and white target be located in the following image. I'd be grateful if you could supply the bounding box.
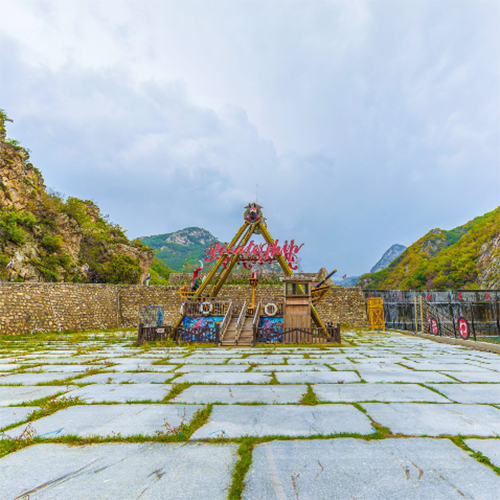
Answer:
[458,317,470,340]
[430,318,439,335]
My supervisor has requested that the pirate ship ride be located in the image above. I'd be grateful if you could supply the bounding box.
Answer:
[138,203,340,346]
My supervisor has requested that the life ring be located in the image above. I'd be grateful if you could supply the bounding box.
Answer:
[200,302,213,315]
[264,302,278,317]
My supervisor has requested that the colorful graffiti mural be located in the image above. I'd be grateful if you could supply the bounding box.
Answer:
[182,316,224,329]
[259,317,283,342]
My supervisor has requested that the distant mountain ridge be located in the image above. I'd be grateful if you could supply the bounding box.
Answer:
[359,207,500,290]
[370,244,406,273]
[141,227,218,271]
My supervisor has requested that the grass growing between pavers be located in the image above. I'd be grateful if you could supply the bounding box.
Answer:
[163,382,192,402]
[450,436,500,477]
[299,384,319,405]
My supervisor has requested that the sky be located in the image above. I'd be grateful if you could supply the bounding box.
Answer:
[0,0,498,276]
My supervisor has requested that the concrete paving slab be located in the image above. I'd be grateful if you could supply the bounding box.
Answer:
[4,404,202,439]
[401,361,496,372]
[0,442,238,500]
[26,364,95,373]
[275,371,361,384]
[191,404,373,439]
[63,384,171,403]
[440,372,500,383]
[0,364,20,372]
[356,370,455,383]
[174,372,271,384]
[254,364,329,371]
[465,439,500,468]
[243,438,500,500]
[0,372,75,385]
[362,403,500,436]
[172,385,307,404]
[182,358,228,364]
[0,407,37,429]
[0,386,76,406]
[77,372,173,384]
[314,383,450,403]
[428,384,500,404]
[227,357,287,364]
[175,364,248,372]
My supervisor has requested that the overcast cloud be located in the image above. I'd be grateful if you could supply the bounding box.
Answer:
[0,0,498,275]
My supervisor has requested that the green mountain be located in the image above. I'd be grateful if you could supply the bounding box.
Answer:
[0,110,154,283]
[141,227,218,272]
[358,207,500,290]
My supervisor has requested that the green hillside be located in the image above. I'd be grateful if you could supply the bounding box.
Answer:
[359,207,500,290]
[141,227,218,271]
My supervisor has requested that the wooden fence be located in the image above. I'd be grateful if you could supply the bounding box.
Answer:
[254,324,341,345]
[137,323,220,345]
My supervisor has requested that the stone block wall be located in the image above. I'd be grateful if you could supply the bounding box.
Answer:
[0,283,367,335]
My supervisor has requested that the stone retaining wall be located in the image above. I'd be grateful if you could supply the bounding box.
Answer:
[0,283,367,335]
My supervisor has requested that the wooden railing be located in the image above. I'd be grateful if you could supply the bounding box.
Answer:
[218,301,233,343]
[260,302,284,317]
[251,301,261,346]
[137,323,220,345]
[234,300,247,345]
[254,324,341,344]
[181,298,231,317]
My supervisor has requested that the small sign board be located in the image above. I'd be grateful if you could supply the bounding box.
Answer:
[457,317,470,340]
[430,318,439,335]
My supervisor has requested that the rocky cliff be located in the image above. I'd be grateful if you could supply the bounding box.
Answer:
[141,227,218,271]
[359,207,500,290]
[0,110,153,283]
[369,244,406,273]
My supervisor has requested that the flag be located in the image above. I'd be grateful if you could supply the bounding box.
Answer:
[342,274,347,279]
[6,260,14,269]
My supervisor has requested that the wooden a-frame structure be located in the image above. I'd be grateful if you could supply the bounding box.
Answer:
[173,204,326,329]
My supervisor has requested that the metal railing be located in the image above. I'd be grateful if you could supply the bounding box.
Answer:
[234,300,247,346]
[218,301,233,343]
[364,290,500,342]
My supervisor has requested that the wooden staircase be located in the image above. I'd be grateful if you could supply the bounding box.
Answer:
[236,317,254,347]
[220,315,239,347]
[220,315,254,347]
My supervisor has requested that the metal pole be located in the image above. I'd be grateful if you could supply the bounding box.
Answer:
[419,296,424,333]
[471,308,477,342]
[414,297,418,333]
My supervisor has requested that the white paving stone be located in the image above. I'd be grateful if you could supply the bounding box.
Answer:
[427,384,500,404]
[356,369,455,383]
[4,404,202,438]
[362,403,500,436]
[63,383,171,403]
[243,438,500,500]
[191,404,373,439]
[174,372,271,384]
[77,372,174,384]
[0,386,76,406]
[440,372,500,383]
[0,443,238,500]
[172,384,307,404]
[275,371,361,384]
[175,364,248,372]
[0,373,76,385]
[465,438,500,468]
[0,407,37,429]
[313,383,450,403]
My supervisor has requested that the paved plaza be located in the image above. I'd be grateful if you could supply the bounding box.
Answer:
[0,330,499,498]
